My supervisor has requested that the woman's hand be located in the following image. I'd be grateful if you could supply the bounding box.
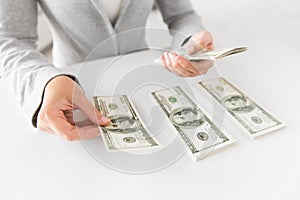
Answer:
[37,76,110,141]
[160,31,215,77]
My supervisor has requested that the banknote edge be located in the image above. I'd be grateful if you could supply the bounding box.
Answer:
[93,96,160,151]
[151,87,236,160]
[197,77,287,139]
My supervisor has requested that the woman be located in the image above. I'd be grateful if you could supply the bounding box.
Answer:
[0,0,214,141]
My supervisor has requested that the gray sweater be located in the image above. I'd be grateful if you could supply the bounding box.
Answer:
[0,0,204,126]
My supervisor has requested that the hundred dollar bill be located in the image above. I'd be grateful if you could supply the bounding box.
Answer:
[152,86,235,161]
[199,77,286,138]
[93,95,158,150]
[155,46,247,64]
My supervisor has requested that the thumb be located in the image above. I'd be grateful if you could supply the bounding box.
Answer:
[185,31,213,55]
[74,93,110,126]
[184,34,203,55]
[86,105,111,126]
[184,39,199,55]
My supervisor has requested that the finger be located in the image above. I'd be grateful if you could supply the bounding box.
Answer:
[185,42,198,55]
[47,110,80,141]
[37,108,59,134]
[175,54,199,74]
[73,93,110,126]
[164,52,180,76]
[172,53,198,76]
[164,52,177,75]
[160,54,168,69]
[163,52,172,67]
[170,52,178,67]
[185,31,213,54]
[206,43,214,50]
[177,59,210,76]
[197,32,213,49]
[75,119,95,126]
[185,37,204,54]
[160,54,172,72]
[191,60,214,75]
[49,109,100,141]
[39,116,98,141]
[196,60,215,70]
[76,124,100,140]
[64,110,75,125]
[170,53,195,77]
[173,64,195,77]
[199,39,211,50]
[37,120,55,135]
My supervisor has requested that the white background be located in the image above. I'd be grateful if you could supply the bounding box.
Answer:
[0,0,300,199]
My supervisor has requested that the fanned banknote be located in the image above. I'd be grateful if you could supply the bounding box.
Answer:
[199,77,286,139]
[155,46,247,64]
[152,86,235,161]
[93,95,159,150]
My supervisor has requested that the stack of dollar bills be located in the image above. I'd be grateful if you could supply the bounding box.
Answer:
[92,47,285,161]
[93,95,159,151]
[155,46,247,64]
[152,86,235,161]
[198,77,285,139]
[93,78,285,161]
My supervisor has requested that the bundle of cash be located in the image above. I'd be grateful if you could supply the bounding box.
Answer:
[155,46,247,64]
[93,95,159,151]
[199,77,286,139]
[152,86,235,161]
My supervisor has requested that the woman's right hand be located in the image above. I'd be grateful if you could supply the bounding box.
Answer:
[37,75,110,141]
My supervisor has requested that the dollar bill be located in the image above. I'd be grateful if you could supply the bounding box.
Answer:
[155,46,247,64]
[152,86,235,161]
[199,77,286,138]
[93,95,159,150]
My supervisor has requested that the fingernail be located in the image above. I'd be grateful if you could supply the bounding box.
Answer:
[101,116,110,123]
[186,46,196,55]
[169,54,174,65]
[171,52,175,57]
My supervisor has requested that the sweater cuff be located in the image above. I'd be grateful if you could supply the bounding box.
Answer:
[181,35,192,46]
[171,25,206,49]
[21,66,77,127]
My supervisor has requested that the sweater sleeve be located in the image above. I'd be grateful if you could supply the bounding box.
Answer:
[0,0,73,127]
[155,0,206,49]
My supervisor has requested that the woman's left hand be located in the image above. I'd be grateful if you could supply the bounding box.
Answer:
[160,30,215,77]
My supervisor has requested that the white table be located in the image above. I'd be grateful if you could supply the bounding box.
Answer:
[0,44,299,199]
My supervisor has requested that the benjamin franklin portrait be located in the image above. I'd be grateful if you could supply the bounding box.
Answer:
[222,95,254,113]
[103,115,141,133]
[170,107,204,128]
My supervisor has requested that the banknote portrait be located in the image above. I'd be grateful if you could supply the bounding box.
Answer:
[170,107,204,128]
[222,95,254,113]
[94,95,158,150]
[103,115,141,133]
[199,78,285,138]
[152,86,234,159]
